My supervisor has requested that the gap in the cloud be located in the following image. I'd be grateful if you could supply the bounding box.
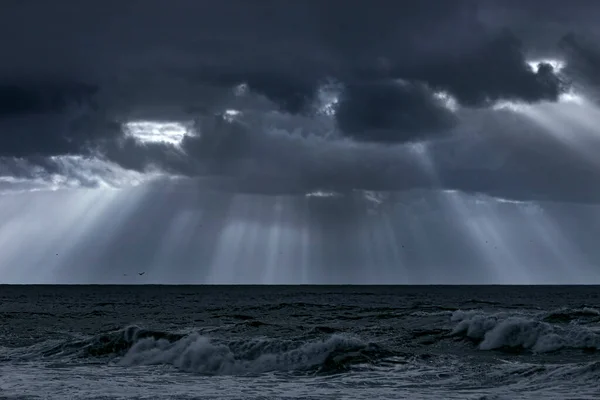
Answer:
[123,120,192,145]
[526,58,566,73]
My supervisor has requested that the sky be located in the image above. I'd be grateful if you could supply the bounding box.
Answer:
[1,0,600,283]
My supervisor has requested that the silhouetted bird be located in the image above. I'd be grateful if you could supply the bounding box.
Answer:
[138,272,145,276]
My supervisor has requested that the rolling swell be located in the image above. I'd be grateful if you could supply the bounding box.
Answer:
[38,326,186,358]
[14,325,394,375]
[450,308,600,353]
[120,331,393,375]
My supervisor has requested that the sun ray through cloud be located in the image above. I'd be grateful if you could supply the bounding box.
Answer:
[0,1,600,284]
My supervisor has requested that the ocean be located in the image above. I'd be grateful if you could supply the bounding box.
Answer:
[1,285,599,399]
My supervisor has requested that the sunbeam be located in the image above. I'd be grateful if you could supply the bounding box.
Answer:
[2,2,600,285]
[401,141,598,284]
[0,188,122,282]
[6,4,600,398]
[508,93,600,168]
[1,173,599,284]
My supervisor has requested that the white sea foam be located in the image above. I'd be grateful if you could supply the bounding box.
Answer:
[118,333,373,375]
[451,310,600,352]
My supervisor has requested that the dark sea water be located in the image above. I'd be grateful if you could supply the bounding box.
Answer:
[1,285,599,399]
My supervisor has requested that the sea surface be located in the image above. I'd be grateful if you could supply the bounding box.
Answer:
[1,285,599,399]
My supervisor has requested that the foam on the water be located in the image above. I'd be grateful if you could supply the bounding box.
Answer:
[1,285,600,399]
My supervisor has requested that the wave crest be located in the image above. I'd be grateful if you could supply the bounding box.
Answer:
[451,309,600,353]
[11,325,392,375]
[119,331,388,375]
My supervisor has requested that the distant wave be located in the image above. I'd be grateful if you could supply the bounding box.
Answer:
[450,308,600,353]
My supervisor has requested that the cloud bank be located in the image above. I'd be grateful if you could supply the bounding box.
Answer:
[1,0,600,204]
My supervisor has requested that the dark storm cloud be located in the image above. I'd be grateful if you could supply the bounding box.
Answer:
[0,1,567,112]
[396,32,566,107]
[334,81,457,142]
[559,34,600,95]
[86,105,600,204]
[188,5,567,132]
[0,81,96,118]
[202,70,321,115]
[1,0,599,203]
[101,137,190,175]
[0,80,120,158]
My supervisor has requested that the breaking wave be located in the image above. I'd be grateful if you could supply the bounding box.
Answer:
[7,325,393,375]
[450,308,600,353]
[118,332,391,375]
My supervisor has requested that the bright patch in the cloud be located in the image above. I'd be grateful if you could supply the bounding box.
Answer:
[0,155,164,194]
[361,190,388,206]
[124,121,189,145]
[492,101,529,112]
[433,91,459,112]
[407,141,429,155]
[223,109,242,122]
[493,89,585,112]
[526,58,566,73]
[558,91,584,105]
[233,83,249,96]
[305,191,340,198]
[48,155,158,189]
[316,83,341,116]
